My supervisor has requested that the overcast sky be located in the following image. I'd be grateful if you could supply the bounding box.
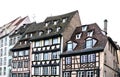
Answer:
[0,0,120,44]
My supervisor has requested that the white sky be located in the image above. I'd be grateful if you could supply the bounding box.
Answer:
[0,0,120,44]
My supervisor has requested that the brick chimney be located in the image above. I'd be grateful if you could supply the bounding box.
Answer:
[104,19,108,34]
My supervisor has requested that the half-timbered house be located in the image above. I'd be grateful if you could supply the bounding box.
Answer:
[60,23,119,77]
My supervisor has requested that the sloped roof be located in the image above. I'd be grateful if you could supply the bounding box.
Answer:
[61,23,108,55]
[11,10,78,51]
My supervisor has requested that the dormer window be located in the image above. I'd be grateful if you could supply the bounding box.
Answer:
[45,22,50,27]
[76,33,82,39]
[47,29,52,34]
[30,33,33,37]
[20,42,22,45]
[87,31,93,37]
[62,18,67,23]
[85,38,97,48]
[25,34,27,38]
[67,41,77,51]
[25,41,27,44]
[82,26,87,31]
[39,31,43,36]
[54,20,58,25]
[56,27,61,32]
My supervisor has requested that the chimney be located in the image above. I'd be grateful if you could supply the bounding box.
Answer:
[104,19,108,33]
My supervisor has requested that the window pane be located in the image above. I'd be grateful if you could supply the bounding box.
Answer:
[43,67,48,75]
[43,53,48,60]
[34,67,39,75]
[51,66,57,75]
[66,57,71,64]
[67,43,72,51]
[86,39,93,48]
[53,38,58,44]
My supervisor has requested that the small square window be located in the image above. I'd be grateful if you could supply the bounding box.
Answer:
[45,22,49,27]
[62,18,67,23]
[56,27,61,32]
[39,31,43,36]
[54,20,58,25]
[76,33,82,39]
[47,29,52,34]
[82,26,87,31]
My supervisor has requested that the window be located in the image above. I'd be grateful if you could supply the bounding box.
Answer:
[53,38,58,44]
[78,71,85,77]
[78,71,94,77]
[24,50,29,56]
[5,37,7,46]
[87,31,93,37]
[47,29,52,34]
[30,33,33,37]
[13,52,18,57]
[0,49,2,56]
[18,61,23,68]
[43,67,48,75]
[39,31,43,36]
[0,58,2,66]
[24,73,29,77]
[66,57,71,64]
[12,73,17,77]
[51,66,57,75]
[43,53,49,60]
[52,52,57,59]
[4,47,7,55]
[56,27,61,32]
[34,54,40,61]
[76,33,82,39]
[3,67,6,75]
[24,61,28,68]
[81,54,96,63]
[34,67,40,75]
[4,57,6,65]
[82,26,87,31]
[62,18,67,23]
[13,61,17,68]
[0,67,2,75]
[25,34,28,38]
[85,38,97,48]
[18,51,24,56]
[54,20,58,25]
[13,37,16,44]
[81,55,87,63]
[67,42,73,51]
[18,73,23,77]
[35,41,40,47]
[45,22,49,27]
[45,39,49,46]
[64,72,71,77]
[86,71,94,77]
[88,54,95,62]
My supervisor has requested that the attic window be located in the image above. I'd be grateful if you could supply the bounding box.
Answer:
[30,33,33,37]
[85,38,97,48]
[25,41,27,44]
[87,31,93,37]
[47,29,52,34]
[25,34,28,38]
[20,42,22,45]
[82,26,87,31]
[62,18,67,23]
[67,41,77,51]
[76,33,82,39]
[45,22,50,27]
[56,27,61,32]
[39,31,43,36]
[54,20,58,25]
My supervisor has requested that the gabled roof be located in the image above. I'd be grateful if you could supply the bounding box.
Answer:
[11,10,78,51]
[61,23,108,55]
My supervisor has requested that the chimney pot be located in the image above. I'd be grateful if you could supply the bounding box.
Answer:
[104,19,108,34]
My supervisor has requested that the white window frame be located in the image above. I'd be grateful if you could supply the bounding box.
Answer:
[76,33,82,39]
[82,26,87,31]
